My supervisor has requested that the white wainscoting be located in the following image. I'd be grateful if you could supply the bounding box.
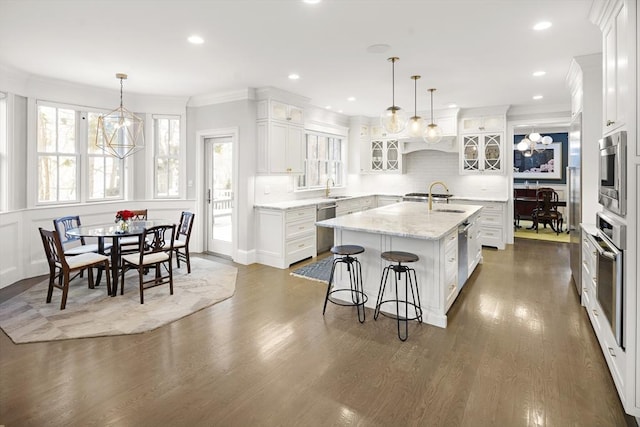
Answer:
[0,200,197,289]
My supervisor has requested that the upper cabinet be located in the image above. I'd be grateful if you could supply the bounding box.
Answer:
[257,99,305,174]
[602,0,629,134]
[460,115,505,134]
[357,121,404,174]
[458,110,507,174]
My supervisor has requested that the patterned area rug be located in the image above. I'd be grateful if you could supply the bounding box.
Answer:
[0,257,237,343]
[515,220,570,243]
[290,256,333,283]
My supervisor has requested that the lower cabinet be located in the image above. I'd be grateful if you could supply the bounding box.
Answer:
[376,195,403,207]
[336,196,376,216]
[255,206,316,269]
[467,213,483,274]
[455,199,506,249]
[443,229,459,312]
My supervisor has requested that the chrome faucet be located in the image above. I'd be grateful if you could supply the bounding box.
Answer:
[428,181,449,211]
[325,178,335,197]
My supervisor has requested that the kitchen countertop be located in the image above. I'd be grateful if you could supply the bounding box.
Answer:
[254,193,506,210]
[316,201,483,240]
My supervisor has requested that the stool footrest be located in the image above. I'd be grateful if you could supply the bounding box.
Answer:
[375,299,422,322]
[327,289,368,307]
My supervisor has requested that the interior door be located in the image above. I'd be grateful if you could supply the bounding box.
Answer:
[205,137,234,257]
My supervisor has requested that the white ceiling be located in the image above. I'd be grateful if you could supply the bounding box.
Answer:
[0,0,601,117]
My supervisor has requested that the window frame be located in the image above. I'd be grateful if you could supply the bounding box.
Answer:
[296,130,345,192]
[152,114,182,199]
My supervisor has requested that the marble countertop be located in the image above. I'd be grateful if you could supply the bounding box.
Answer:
[316,201,483,240]
[254,193,506,210]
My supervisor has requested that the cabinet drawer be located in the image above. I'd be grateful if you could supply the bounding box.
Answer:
[481,203,503,213]
[285,207,315,222]
[445,281,458,311]
[286,235,315,265]
[444,230,457,253]
[479,211,503,226]
[285,219,315,240]
[479,227,503,246]
[445,247,457,283]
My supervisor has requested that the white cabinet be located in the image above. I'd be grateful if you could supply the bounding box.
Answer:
[257,99,305,174]
[455,200,506,249]
[581,230,597,307]
[459,133,504,174]
[255,206,316,269]
[362,139,403,173]
[443,229,459,312]
[460,115,505,134]
[467,213,482,274]
[336,196,375,217]
[376,195,403,207]
[602,0,629,133]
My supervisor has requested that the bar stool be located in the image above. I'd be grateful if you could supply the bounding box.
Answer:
[374,251,422,341]
[322,245,367,323]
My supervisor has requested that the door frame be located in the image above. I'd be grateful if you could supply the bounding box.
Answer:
[196,127,239,260]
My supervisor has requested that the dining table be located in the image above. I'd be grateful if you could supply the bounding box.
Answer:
[67,220,174,296]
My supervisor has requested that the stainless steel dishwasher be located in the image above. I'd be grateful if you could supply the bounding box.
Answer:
[316,202,337,253]
[458,222,471,289]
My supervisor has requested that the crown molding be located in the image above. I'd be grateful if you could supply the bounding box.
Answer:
[187,88,256,107]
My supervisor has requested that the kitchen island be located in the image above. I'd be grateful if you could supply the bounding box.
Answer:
[316,201,483,328]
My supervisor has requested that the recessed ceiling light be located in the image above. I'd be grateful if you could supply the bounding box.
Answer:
[448,103,458,108]
[288,73,300,80]
[302,0,321,4]
[338,110,343,113]
[325,105,332,109]
[347,97,356,102]
[532,70,546,77]
[366,44,391,54]
[533,95,544,100]
[188,35,204,44]
[533,21,552,31]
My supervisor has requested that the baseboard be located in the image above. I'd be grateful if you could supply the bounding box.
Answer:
[235,249,256,265]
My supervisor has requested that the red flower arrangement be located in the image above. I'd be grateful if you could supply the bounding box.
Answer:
[115,210,135,222]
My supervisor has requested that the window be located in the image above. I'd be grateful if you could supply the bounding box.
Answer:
[87,112,123,200]
[37,104,78,203]
[154,116,180,198]
[297,132,343,190]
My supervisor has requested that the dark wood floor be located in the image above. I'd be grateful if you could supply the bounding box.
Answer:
[0,239,634,426]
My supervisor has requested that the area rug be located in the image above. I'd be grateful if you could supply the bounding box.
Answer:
[0,257,237,344]
[515,220,570,243]
[290,256,333,283]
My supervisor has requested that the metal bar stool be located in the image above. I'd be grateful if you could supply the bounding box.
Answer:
[374,251,422,341]
[322,245,367,323]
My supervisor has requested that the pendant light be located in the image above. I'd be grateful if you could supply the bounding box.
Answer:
[96,73,145,159]
[380,57,407,134]
[423,88,443,143]
[407,75,425,138]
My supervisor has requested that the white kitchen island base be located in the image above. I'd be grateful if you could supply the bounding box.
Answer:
[330,226,466,328]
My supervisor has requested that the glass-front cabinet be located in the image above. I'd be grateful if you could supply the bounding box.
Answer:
[370,139,400,172]
[460,133,503,174]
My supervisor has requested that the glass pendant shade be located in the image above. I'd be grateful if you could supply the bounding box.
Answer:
[380,57,407,134]
[524,151,532,157]
[96,73,145,159]
[541,135,553,145]
[528,132,541,142]
[407,116,425,137]
[423,123,443,143]
[423,88,442,143]
[517,138,531,151]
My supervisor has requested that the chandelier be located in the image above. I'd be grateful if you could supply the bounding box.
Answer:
[516,131,553,157]
[96,73,145,159]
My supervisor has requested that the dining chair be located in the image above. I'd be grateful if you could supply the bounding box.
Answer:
[39,227,112,310]
[120,224,175,304]
[171,211,195,273]
[119,209,149,253]
[531,188,563,234]
[53,215,112,255]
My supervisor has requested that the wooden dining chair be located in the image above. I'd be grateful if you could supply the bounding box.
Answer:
[39,227,112,310]
[531,189,563,234]
[172,211,195,273]
[53,215,112,255]
[120,224,175,304]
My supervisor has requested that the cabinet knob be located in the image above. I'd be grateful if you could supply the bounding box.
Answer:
[606,120,615,126]
[592,309,598,317]
[287,168,292,172]
[286,117,292,121]
[608,347,616,357]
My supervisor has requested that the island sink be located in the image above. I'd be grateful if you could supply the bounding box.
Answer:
[432,208,466,213]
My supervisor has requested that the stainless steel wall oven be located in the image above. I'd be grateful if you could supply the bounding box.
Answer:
[598,131,626,216]
[594,211,625,348]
